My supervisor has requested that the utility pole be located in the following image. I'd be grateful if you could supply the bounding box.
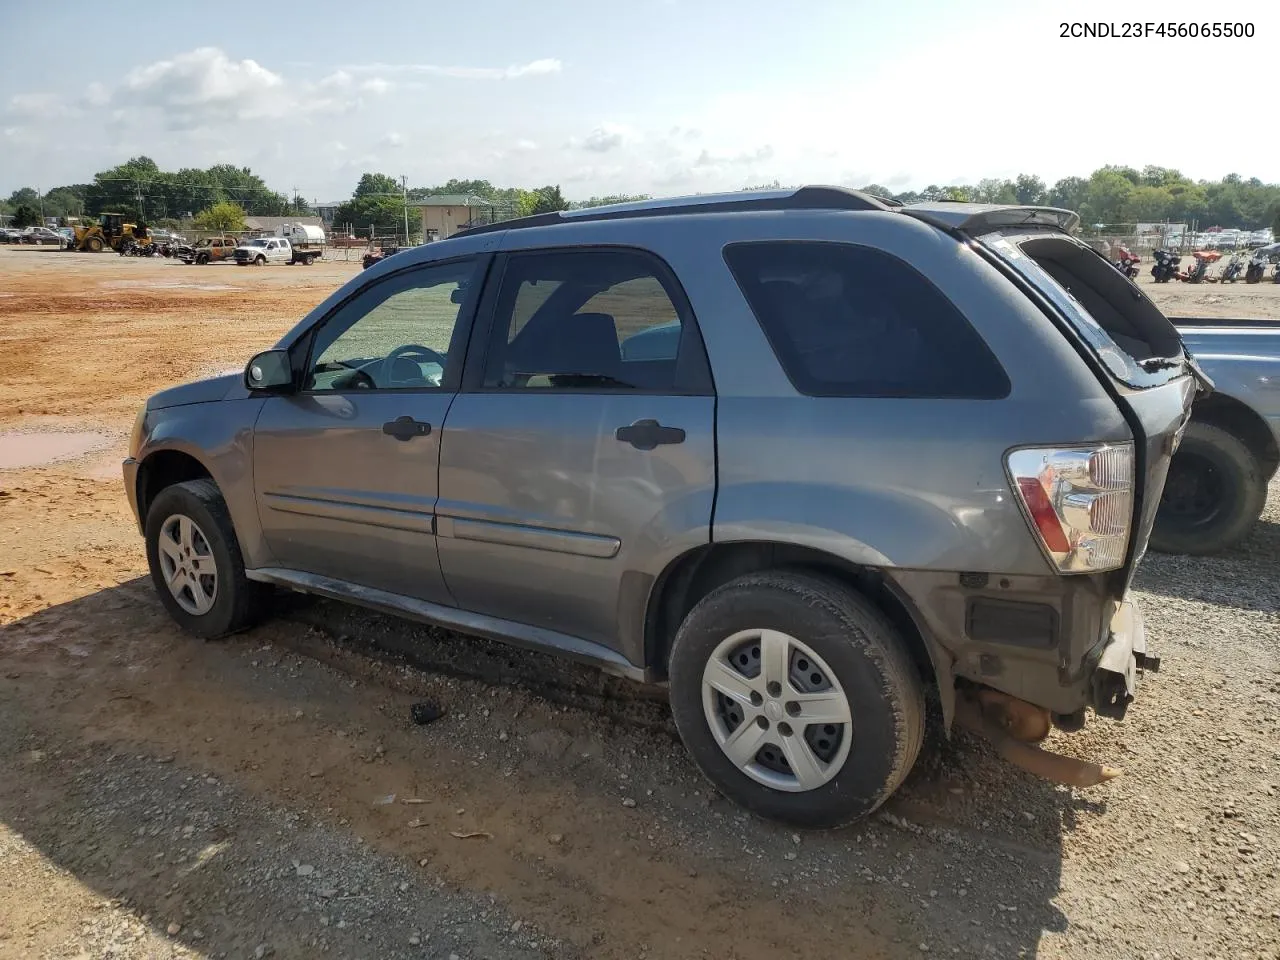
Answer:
[37,187,45,224]
[401,175,409,246]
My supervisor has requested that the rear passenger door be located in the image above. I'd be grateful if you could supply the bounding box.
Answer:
[435,248,716,661]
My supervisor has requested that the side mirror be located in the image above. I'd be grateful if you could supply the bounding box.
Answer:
[244,349,294,392]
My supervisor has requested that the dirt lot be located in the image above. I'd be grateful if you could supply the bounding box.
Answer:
[1,245,1278,960]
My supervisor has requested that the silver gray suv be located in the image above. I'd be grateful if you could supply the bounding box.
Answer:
[124,187,1199,826]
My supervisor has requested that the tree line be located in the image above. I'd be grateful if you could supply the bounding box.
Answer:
[853,167,1280,233]
[5,159,1277,237]
[1,156,308,227]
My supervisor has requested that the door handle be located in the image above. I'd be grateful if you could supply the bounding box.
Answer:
[615,418,686,451]
[382,416,432,441]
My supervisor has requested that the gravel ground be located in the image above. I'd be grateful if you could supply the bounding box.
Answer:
[1,247,1279,959]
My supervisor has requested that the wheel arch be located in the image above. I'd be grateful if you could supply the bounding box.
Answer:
[136,448,214,525]
[1191,391,1279,480]
[644,540,955,728]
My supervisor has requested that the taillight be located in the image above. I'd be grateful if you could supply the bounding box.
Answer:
[1006,443,1134,572]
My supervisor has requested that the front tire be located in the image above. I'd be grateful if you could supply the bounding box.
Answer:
[667,571,925,828]
[145,479,269,639]
[254,255,266,266]
[1151,421,1267,556]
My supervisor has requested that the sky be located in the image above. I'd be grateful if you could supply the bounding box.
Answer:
[2,0,1277,203]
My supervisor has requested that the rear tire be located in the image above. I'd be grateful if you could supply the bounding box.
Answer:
[1151,421,1267,556]
[667,571,925,828]
[145,479,270,639]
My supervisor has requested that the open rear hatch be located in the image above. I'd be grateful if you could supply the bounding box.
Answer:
[906,204,1202,585]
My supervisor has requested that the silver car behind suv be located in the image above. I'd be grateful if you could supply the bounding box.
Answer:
[124,187,1198,826]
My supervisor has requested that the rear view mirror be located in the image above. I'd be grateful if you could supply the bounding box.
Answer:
[450,287,467,304]
[245,349,294,392]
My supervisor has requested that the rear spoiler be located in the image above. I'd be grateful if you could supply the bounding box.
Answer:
[903,202,1080,235]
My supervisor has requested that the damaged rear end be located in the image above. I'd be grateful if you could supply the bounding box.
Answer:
[905,203,1200,780]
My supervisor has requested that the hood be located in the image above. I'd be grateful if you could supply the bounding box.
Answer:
[147,373,239,410]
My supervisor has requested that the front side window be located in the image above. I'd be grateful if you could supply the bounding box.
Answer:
[483,250,688,392]
[724,241,1010,399]
[305,258,477,392]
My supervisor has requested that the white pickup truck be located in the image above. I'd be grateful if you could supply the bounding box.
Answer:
[234,224,326,266]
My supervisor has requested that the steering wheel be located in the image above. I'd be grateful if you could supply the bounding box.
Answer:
[379,344,446,386]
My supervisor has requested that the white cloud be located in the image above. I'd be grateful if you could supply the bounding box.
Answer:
[8,92,66,116]
[111,47,308,129]
[84,82,110,107]
[380,131,404,148]
[514,139,538,152]
[573,122,637,153]
[339,58,562,80]
[360,77,393,95]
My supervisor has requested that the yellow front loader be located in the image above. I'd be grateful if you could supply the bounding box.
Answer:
[69,213,153,252]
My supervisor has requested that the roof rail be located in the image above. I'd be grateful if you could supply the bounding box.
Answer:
[455,185,896,237]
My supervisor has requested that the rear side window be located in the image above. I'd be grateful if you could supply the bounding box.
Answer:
[723,241,1010,399]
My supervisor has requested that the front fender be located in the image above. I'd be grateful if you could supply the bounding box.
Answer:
[136,398,269,565]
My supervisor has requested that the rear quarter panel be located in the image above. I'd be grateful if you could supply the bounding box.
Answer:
[621,210,1133,576]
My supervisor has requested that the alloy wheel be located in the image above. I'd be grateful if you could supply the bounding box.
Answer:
[156,514,218,616]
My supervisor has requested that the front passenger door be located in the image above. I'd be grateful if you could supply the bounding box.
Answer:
[251,256,486,603]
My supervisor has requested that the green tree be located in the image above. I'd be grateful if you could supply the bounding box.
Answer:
[11,204,41,228]
[1079,169,1135,225]
[354,173,401,198]
[973,178,1016,204]
[1141,165,1184,187]
[42,186,88,218]
[1049,176,1089,212]
[1013,174,1047,205]
[530,185,568,215]
[7,187,40,209]
[1124,185,1173,222]
[331,195,411,241]
[858,184,894,199]
[193,201,247,233]
[1166,182,1208,223]
[1097,164,1142,186]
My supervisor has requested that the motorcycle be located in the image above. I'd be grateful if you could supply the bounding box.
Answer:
[1219,253,1245,283]
[1114,247,1140,279]
[1245,250,1268,283]
[1151,249,1181,283]
[1181,250,1220,283]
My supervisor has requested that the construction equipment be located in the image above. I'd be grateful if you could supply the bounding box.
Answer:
[68,213,154,253]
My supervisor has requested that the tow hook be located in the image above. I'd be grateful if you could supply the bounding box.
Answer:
[955,690,1123,789]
